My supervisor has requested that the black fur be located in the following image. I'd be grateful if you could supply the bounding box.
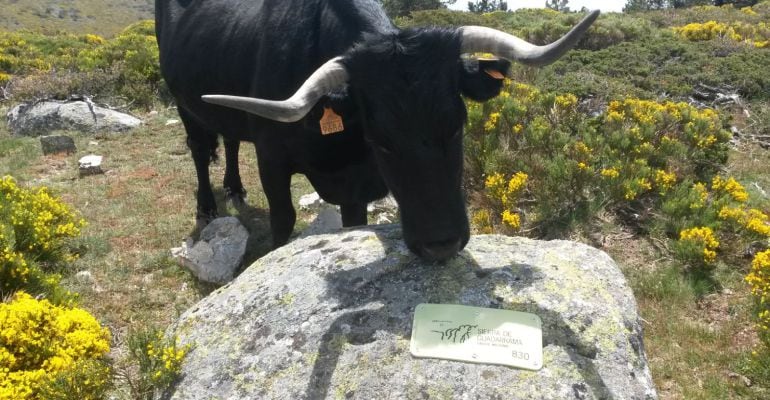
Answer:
[156,0,506,260]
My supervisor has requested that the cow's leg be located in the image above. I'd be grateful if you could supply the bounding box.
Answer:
[340,203,367,227]
[223,138,246,206]
[179,109,219,228]
[258,158,295,248]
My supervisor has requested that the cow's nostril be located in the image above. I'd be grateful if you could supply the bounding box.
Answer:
[418,238,462,262]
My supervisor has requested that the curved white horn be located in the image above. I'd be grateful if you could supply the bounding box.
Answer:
[460,10,600,67]
[202,57,349,123]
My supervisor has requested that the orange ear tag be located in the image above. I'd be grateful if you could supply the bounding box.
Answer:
[319,107,344,135]
[484,69,505,80]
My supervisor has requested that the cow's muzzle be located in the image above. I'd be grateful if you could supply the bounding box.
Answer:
[412,237,464,263]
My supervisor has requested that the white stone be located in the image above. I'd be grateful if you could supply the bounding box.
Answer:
[165,119,181,126]
[298,192,324,210]
[173,217,249,284]
[298,206,342,238]
[74,270,94,284]
[78,154,103,176]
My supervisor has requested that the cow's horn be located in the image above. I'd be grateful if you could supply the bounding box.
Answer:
[202,57,348,123]
[460,10,599,67]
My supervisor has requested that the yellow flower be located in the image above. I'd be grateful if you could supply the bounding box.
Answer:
[654,169,677,192]
[0,292,110,399]
[471,209,493,234]
[600,168,620,179]
[501,210,521,230]
[484,112,501,132]
[679,227,720,264]
[712,176,748,202]
[554,93,578,109]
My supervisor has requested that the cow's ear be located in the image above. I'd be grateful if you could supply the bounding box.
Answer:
[303,90,356,132]
[459,58,511,102]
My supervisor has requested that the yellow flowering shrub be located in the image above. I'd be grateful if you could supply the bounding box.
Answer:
[466,79,731,235]
[0,21,160,107]
[0,176,84,263]
[673,20,770,48]
[747,250,770,353]
[677,226,720,265]
[470,209,493,234]
[1,177,83,301]
[718,206,770,238]
[127,329,189,399]
[711,175,749,202]
[0,292,111,400]
[483,172,527,231]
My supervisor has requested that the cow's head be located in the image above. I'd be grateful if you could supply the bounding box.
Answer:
[202,11,599,262]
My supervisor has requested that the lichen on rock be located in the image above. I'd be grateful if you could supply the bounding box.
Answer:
[165,224,657,400]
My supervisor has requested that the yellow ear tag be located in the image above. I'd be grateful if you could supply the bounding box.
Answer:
[320,107,344,135]
[484,69,505,80]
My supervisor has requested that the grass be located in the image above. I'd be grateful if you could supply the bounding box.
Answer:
[0,0,153,36]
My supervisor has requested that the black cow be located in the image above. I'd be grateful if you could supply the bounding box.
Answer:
[156,0,598,261]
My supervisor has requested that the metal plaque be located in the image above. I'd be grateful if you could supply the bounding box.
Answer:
[410,304,543,370]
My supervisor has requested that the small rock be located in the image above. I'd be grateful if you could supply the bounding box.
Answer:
[366,195,397,213]
[148,110,159,117]
[74,270,94,284]
[752,182,767,198]
[298,192,324,210]
[89,141,99,146]
[78,154,103,176]
[299,206,342,238]
[40,135,76,155]
[172,217,249,284]
[165,119,180,126]
[742,376,752,387]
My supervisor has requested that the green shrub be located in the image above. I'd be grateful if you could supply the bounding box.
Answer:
[465,80,732,233]
[0,176,84,302]
[744,249,770,383]
[0,21,161,107]
[122,328,189,400]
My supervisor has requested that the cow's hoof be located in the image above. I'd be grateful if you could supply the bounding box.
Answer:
[195,211,218,231]
[225,187,247,207]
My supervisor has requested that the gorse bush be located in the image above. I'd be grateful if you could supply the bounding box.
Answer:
[1,176,84,302]
[746,250,770,380]
[674,20,770,48]
[0,178,114,399]
[465,80,732,236]
[0,292,111,400]
[0,20,161,107]
[124,329,189,400]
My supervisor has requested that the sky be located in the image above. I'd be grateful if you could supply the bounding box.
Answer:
[449,0,626,13]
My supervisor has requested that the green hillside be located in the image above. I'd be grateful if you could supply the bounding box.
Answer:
[0,0,153,36]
